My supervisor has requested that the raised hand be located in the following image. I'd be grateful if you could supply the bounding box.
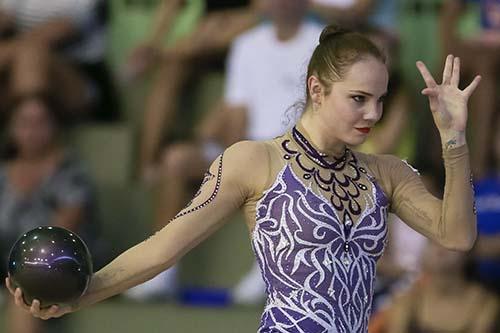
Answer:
[5,276,74,320]
[416,55,481,141]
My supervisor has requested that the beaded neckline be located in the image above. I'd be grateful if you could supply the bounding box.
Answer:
[291,126,350,170]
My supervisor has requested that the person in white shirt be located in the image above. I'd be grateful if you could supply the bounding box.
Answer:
[126,0,323,304]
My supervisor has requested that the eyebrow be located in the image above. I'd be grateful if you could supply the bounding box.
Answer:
[349,90,388,98]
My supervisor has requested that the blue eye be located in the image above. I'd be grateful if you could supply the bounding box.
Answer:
[352,95,365,103]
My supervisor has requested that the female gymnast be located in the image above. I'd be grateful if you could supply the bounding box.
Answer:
[6,25,481,333]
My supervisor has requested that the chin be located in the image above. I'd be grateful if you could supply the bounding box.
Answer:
[345,136,368,147]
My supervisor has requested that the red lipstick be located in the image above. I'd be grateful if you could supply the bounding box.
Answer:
[355,127,371,134]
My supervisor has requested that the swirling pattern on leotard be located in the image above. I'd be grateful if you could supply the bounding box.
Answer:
[252,138,389,332]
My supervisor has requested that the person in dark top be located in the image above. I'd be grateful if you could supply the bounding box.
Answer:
[0,96,99,333]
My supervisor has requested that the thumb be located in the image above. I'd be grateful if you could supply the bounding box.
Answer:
[421,88,438,97]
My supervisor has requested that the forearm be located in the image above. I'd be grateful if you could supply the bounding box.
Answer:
[204,9,258,53]
[139,125,163,169]
[147,0,183,47]
[76,230,175,310]
[439,132,477,249]
[167,9,258,59]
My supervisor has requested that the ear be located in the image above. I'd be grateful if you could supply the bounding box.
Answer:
[307,75,323,108]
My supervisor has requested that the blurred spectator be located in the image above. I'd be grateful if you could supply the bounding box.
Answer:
[310,0,375,26]
[440,0,500,177]
[472,112,500,295]
[0,96,98,333]
[375,173,440,290]
[123,0,260,181]
[0,0,119,121]
[123,0,260,302]
[223,0,325,305]
[384,242,499,333]
[310,0,398,37]
[374,216,427,311]
[126,0,323,304]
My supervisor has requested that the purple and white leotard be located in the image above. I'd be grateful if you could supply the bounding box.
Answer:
[252,127,389,332]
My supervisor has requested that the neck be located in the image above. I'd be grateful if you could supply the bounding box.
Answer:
[274,20,301,42]
[298,111,346,158]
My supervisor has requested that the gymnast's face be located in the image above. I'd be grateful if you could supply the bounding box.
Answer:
[313,56,388,147]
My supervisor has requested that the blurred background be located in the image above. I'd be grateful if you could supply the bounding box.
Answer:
[0,0,499,332]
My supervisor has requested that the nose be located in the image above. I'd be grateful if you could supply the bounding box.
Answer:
[363,103,383,123]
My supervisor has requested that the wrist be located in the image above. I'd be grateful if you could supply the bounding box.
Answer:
[74,273,101,311]
[440,130,466,150]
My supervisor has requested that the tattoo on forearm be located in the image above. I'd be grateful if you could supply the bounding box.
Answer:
[172,154,223,220]
[445,139,457,150]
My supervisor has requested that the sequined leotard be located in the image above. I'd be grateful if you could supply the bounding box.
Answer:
[251,127,389,332]
[169,125,475,333]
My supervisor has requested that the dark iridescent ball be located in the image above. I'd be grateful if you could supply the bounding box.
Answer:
[7,226,93,307]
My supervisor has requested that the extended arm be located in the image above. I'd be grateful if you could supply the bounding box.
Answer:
[7,141,270,318]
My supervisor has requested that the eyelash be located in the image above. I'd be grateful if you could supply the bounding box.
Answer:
[352,95,365,103]
[351,95,386,103]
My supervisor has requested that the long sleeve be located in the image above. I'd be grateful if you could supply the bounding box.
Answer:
[374,145,476,250]
[77,141,270,309]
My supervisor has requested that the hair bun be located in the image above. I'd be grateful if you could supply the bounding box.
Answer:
[319,25,349,44]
